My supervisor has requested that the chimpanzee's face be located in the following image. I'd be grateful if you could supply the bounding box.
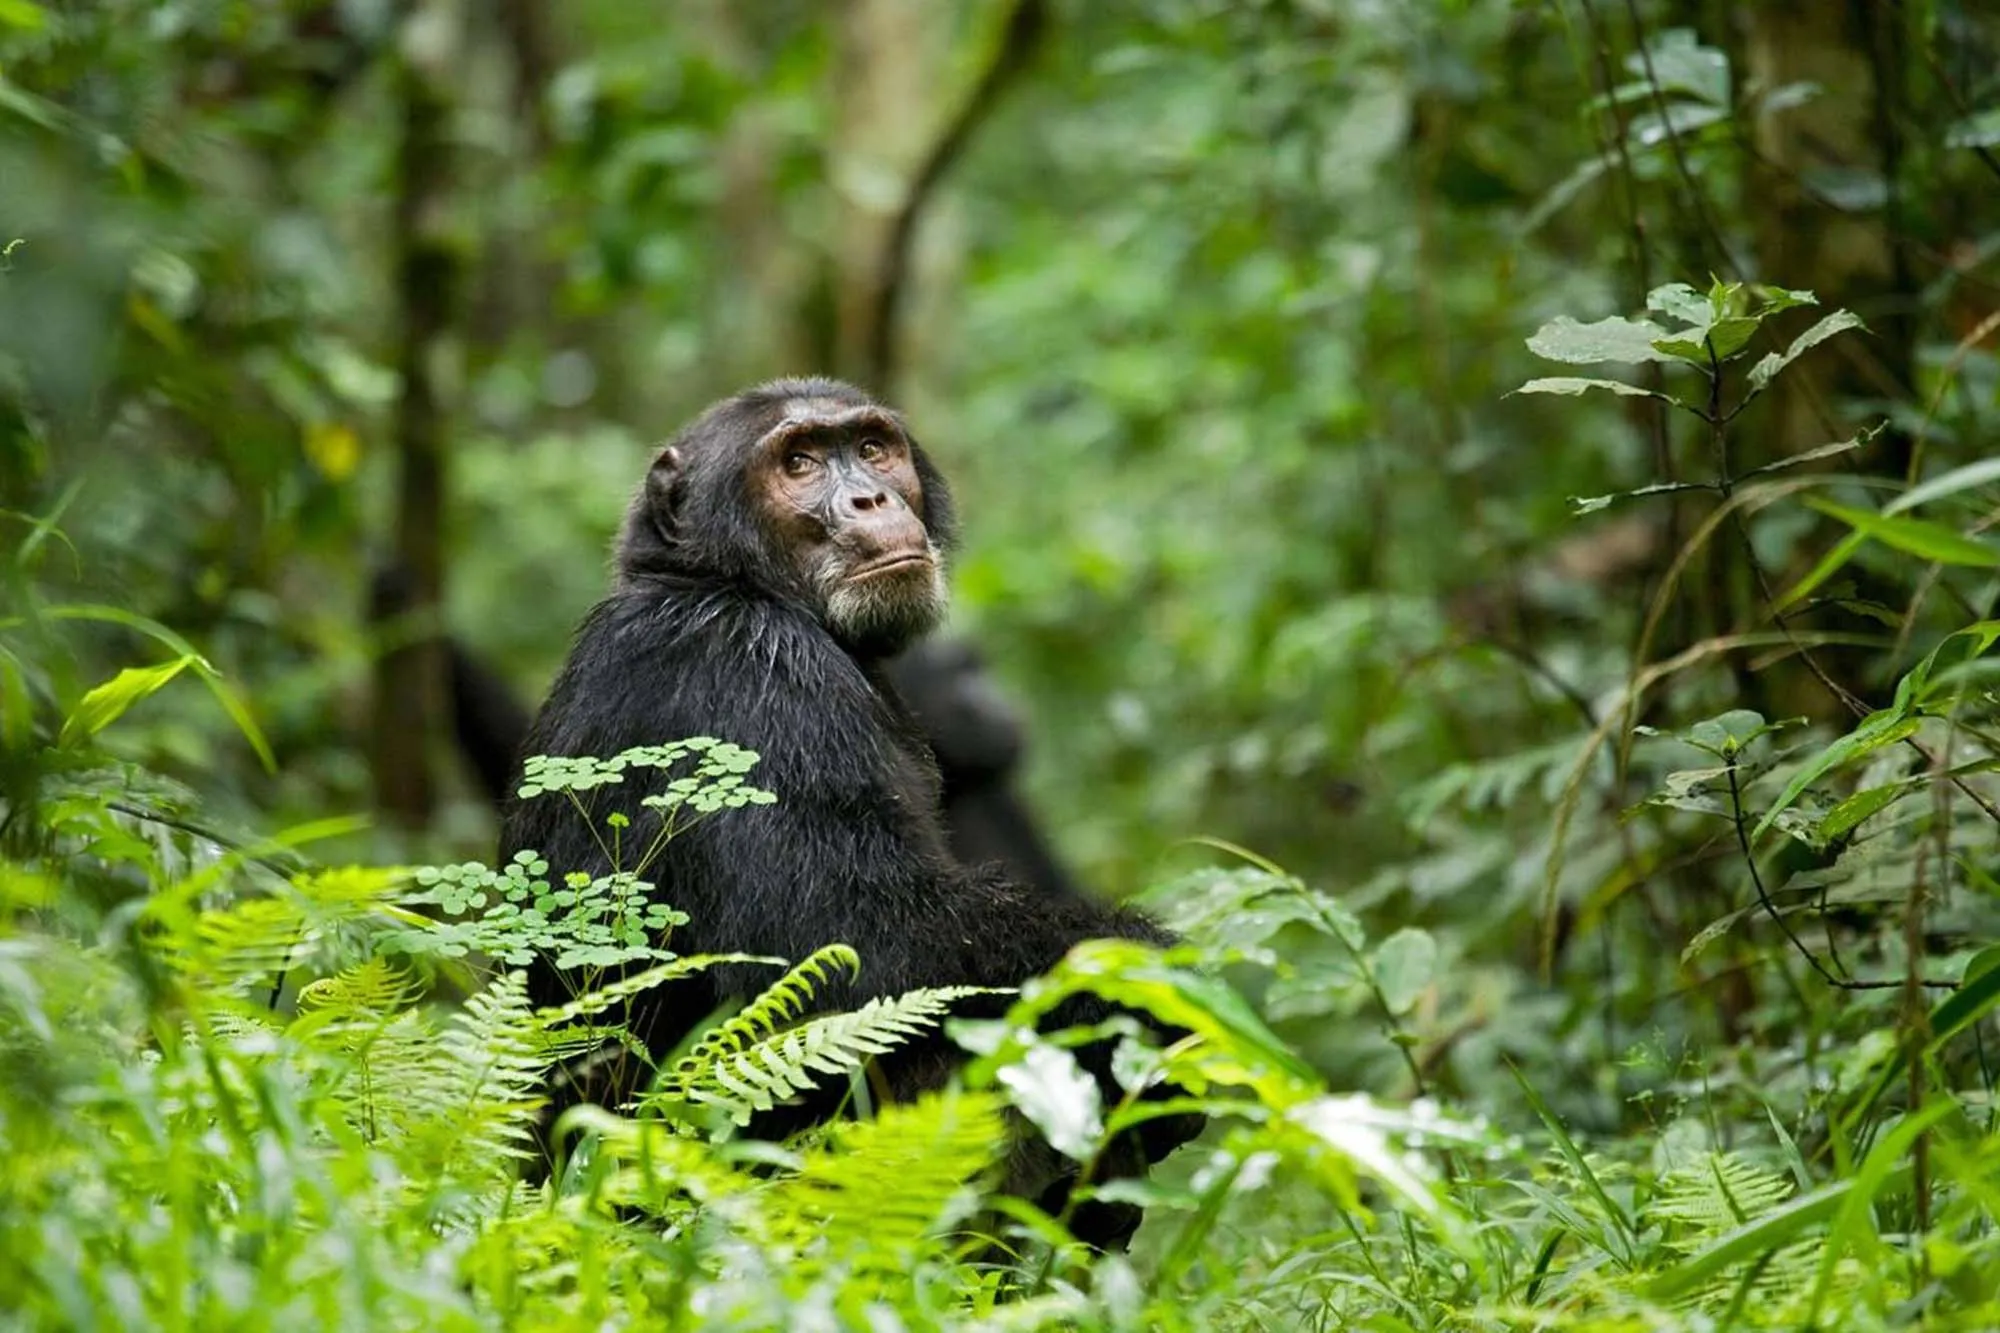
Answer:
[748,400,947,651]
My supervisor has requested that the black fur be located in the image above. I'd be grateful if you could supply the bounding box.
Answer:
[884,638,1083,902]
[500,378,1194,1248]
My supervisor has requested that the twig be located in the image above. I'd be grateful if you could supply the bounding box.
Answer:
[861,0,1048,392]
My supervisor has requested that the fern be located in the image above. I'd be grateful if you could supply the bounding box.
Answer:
[1650,1152,1820,1311]
[765,1089,1008,1278]
[537,951,779,1027]
[421,970,549,1186]
[673,943,863,1070]
[295,956,420,1015]
[648,944,995,1126]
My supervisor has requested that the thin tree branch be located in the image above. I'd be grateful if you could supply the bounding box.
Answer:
[861,0,1048,393]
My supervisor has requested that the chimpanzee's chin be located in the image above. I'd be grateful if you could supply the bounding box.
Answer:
[825,565,946,655]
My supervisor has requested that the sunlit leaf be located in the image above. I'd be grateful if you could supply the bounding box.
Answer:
[995,1042,1102,1161]
[0,0,46,30]
[59,655,201,747]
[1805,496,2000,568]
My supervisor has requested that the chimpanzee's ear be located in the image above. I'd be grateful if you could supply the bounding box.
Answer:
[641,445,687,545]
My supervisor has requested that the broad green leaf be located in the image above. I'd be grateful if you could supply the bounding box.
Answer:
[1372,928,1436,1015]
[994,1042,1102,1161]
[1289,1094,1450,1225]
[1514,376,1674,401]
[1907,620,2000,706]
[1526,315,1677,366]
[1746,309,1866,393]
[1805,496,2000,568]
[1687,709,1775,755]
[1703,316,1760,359]
[0,0,46,30]
[59,656,199,746]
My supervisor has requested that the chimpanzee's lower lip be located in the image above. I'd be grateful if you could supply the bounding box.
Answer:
[847,552,932,580]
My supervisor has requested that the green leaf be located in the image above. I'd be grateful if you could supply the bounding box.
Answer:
[59,656,200,747]
[1885,456,2000,515]
[995,1042,1102,1161]
[1567,480,1708,515]
[1630,32,1728,106]
[1526,315,1678,366]
[1372,928,1436,1015]
[0,0,46,30]
[1687,709,1775,755]
[1737,431,1872,482]
[1755,285,1818,313]
[1772,530,1866,612]
[1751,709,1920,843]
[1514,376,1676,402]
[1805,496,2000,568]
[1704,317,1761,359]
[1945,109,2000,149]
[1646,282,1708,326]
[1746,309,1866,394]
[1816,781,1911,842]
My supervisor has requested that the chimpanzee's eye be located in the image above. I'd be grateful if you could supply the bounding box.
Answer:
[857,438,886,464]
[783,451,817,477]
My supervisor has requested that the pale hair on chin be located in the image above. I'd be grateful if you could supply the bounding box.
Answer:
[823,555,948,644]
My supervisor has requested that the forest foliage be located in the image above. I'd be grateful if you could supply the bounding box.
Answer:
[3,2,2000,1329]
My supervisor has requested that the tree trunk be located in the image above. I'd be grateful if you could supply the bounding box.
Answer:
[370,1,464,827]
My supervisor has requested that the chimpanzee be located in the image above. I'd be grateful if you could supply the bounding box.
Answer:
[882,638,1082,901]
[500,377,1194,1248]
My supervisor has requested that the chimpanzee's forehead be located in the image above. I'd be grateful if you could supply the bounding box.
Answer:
[759,402,906,444]
[777,400,902,430]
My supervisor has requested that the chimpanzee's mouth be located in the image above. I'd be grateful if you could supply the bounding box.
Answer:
[847,552,933,581]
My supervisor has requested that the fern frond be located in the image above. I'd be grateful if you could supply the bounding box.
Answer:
[1653,1153,1793,1242]
[1651,1152,1822,1311]
[765,1089,1008,1277]
[535,951,782,1026]
[670,944,862,1076]
[650,983,992,1127]
[417,970,549,1186]
[296,956,420,1014]
[189,895,309,993]
[656,976,992,1120]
